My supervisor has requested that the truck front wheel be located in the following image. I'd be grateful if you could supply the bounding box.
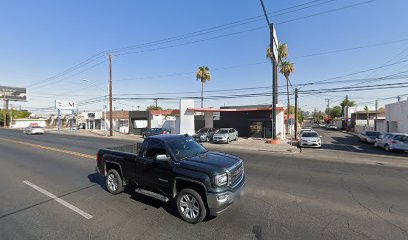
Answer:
[177,188,207,224]
[105,169,124,194]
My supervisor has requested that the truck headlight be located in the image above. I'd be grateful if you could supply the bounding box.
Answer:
[214,173,228,186]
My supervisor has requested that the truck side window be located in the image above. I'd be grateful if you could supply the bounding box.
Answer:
[142,140,167,160]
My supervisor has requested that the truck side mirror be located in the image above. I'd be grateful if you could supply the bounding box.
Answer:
[156,154,171,162]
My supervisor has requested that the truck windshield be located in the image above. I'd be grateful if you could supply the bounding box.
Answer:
[168,137,208,160]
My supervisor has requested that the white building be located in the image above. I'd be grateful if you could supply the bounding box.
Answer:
[385,100,408,133]
[79,112,104,130]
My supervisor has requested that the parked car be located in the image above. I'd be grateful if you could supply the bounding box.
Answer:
[357,131,382,144]
[298,128,313,138]
[142,128,170,138]
[96,134,246,223]
[192,128,217,142]
[319,123,326,128]
[326,124,338,130]
[212,128,238,144]
[374,133,408,152]
[23,126,45,135]
[298,131,322,148]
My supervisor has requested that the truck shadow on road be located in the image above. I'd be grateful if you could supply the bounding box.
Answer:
[87,173,215,222]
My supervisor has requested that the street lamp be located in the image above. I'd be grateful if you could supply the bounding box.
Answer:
[82,79,108,135]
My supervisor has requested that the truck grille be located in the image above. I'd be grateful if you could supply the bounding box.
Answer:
[228,164,243,187]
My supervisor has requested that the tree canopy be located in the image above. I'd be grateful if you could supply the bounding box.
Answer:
[146,105,163,111]
[325,106,342,118]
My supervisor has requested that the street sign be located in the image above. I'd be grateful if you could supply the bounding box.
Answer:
[55,100,76,110]
[271,24,279,63]
[0,85,27,101]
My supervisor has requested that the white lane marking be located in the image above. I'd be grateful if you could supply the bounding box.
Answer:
[23,180,93,220]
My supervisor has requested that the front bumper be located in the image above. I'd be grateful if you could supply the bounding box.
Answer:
[366,138,376,143]
[193,135,207,142]
[206,177,246,216]
[299,142,321,147]
[213,138,227,143]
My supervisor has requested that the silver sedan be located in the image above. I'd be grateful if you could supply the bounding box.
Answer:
[212,128,238,144]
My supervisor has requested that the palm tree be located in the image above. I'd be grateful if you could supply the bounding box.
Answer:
[340,99,356,117]
[196,66,211,108]
[364,105,370,128]
[279,61,295,134]
[267,43,288,63]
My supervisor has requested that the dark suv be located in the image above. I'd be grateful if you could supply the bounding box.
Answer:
[96,134,246,223]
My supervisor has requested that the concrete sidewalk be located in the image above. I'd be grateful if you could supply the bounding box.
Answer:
[203,138,299,154]
[44,129,298,154]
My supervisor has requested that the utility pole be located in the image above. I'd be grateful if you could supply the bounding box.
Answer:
[345,95,349,132]
[326,98,330,119]
[109,53,113,137]
[294,88,298,139]
[154,98,158,108]
[375,100,378,131]
[3,99,8,128]
[259,0,278,140]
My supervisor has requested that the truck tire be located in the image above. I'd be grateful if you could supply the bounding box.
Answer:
[176,188,207,224]
[105,169,124,194]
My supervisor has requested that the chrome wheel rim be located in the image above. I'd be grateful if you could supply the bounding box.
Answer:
[179,194,200,220]
[107,173,118,191]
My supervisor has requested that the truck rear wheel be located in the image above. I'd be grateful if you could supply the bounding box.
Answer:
[105,169,124,194]
[177,188,207,224]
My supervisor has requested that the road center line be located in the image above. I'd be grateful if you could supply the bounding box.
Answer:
[23,180,93,220]
[0,137,94,159]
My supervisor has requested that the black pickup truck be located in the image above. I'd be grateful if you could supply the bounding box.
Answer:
[96,134,245,223]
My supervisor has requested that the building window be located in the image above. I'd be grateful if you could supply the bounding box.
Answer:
[120,120,129,128]
[134,120,148,128]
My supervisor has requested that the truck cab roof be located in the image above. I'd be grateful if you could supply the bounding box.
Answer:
[148,134,191,142]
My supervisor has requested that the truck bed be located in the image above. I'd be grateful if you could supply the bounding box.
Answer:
[105,143,142,155]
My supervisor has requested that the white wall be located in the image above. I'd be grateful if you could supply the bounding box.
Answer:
[204,112,213,128]
[354,119,375,132]
[178,99,195,135]
[375,119,387,132]
[12,119,47,129]
[276,104,285,139]
[386,100,408,133]
[151,115,176,133]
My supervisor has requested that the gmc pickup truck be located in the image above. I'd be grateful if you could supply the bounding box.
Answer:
[96,134,245,223]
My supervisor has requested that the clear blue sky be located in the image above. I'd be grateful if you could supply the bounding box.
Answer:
[1,0,408,113]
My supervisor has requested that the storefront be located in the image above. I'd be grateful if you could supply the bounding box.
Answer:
[187,104,285,139]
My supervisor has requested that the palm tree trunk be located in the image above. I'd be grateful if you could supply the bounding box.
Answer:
[286,77,290,135]
[201,81,204,108]
[367,112,369,127]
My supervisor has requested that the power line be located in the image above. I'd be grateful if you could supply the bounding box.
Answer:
[25,0,336,90]
[25,1,376,91]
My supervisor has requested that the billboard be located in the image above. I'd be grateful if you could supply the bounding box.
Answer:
[55,100,76,110]
[271,24,279,63]
[0,85,27,101]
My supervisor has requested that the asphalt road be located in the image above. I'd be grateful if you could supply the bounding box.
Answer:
[0,128,407,240]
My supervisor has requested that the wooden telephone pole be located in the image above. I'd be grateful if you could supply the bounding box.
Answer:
[109,54,113,137]
[294,88,298,138]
